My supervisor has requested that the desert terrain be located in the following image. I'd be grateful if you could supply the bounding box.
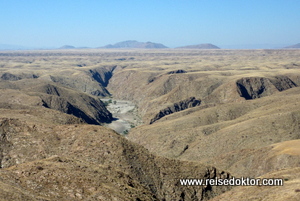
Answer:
[0,48,300,200]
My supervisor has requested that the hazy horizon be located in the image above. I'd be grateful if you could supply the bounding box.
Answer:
[1,0,299,49]
[0,42,294,50]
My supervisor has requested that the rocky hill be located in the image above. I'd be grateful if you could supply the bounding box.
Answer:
[0,80,113,124]
[176,43,220,49]
[101,40,168,49]
[0,111,231,200]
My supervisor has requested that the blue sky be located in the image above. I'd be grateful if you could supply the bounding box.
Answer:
[0,0,299,48]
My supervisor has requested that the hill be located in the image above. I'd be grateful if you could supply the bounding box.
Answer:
[101,40,168,49]
[59,45,76,49]
[0,109,231,200]
[176,43,220,49]
[284,43,300,48]
[106,49,300,173]
[0,76,113,124]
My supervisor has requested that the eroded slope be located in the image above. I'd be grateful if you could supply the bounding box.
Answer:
[210,167,300,201]
[0,114,232,200]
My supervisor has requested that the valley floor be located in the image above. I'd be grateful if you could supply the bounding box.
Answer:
[101,98,143,134]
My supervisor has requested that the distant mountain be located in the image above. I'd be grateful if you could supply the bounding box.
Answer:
[59,45,76,49]
[101,40,168,49]
[176,43,220,49]
[221,44,287,49]
[284,43,300,48]
[0,44,32,50]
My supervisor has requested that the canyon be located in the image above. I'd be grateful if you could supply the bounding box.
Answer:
[0,49,300,200]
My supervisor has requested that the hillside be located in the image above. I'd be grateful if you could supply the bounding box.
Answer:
[210,168,300,201]
[0,108,231,200]
[176,43,220,49]
[205,139,300,178]
[101,40,168,49]
[0,81,113,124]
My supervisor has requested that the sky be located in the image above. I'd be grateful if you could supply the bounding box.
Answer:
[0,0,299,49]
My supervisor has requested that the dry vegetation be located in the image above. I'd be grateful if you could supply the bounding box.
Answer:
[0,48,300,200]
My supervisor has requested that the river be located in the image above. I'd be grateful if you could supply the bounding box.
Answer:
[101,99,142,134]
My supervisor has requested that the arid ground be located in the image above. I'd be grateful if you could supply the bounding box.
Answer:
[0,49,300,200]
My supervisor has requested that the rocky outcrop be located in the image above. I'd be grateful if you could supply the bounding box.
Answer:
[236,77,275,99]
[236,76,297,100]
[88,65,117,87]
[150,97,201,124]
[167,69,187,74]
[269,75,297,91]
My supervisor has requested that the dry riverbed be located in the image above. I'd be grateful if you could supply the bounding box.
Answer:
[101,99,142,134]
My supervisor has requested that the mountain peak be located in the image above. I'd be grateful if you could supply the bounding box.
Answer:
[176,43,220,49]
[101,40,168,49]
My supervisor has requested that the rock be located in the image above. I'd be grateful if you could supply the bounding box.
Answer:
[236,76,297,100]
[167,69,187,74]
[236,77,276,99]
[88,66,117,87]
[269,75,297,91]
[150,97,201,124]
